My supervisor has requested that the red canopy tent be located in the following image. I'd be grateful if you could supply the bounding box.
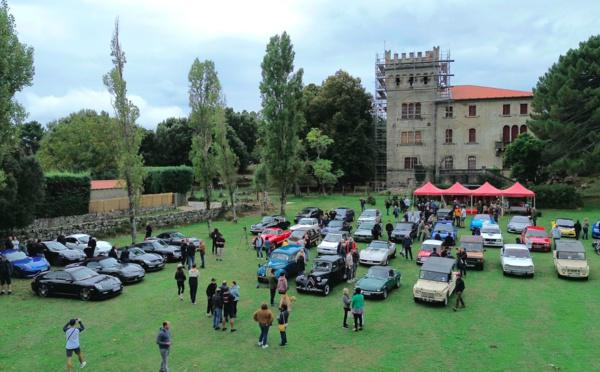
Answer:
[500,182,535,197]
[443,182,472,196]
[471,182,502,197]
[413,181,445,196]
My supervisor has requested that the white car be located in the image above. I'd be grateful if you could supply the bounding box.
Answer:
[481,223,504,247]
[358,209,381,224]
[317,232,349,255]
[290,218,320,231]
[359,240,396,266]
[64,234,111,256]
[500,244,534,277]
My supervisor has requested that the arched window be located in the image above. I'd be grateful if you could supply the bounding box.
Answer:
[468,128,476,143]
[401,104,407,119]
[468,156,476,170]
[503,125,510,144]
[445,129,453,144]
[520,125,527,134]
[408,103,415,119]
[443,156,454,170]
[395,75,400,87]
[511,125,519,141]
[415,103,421,118]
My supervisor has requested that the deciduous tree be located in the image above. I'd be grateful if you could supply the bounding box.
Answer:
[504,133,546,184]
[213,108,240,221]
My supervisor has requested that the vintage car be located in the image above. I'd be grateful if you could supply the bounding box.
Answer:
[154,231,202,248]
[31,266,122,301]
[250,215,290,234]
[436,208,452,221]
[500,244,534,277]
[353,221,379,243]
[359,240,396,266]
[357,209,381,224]
[520,226,551,252]
[406,211,421,224]
[257,245,304,282]
[333,207,355,222]
[64,234,111,256]
[72,257,145,284]
[470,214,494,231]
[355,266,401,299]
[416,240,443,265]
[320,219,352,237]
[290,218,320,231]
[553,218,576,238]
[295,255,346,296]
[432,221,457,245]
[507,215,532,234]
[287,227,321,248]
[317,232,350,255]
[413,257,458,306]
[480,222,503,247]
[592,220,600,239]
[133,239,182,262]
[261,228,292,247]
[460,236,485,270]
[390,222,417,243]
[294,207,323,223]
[554,240,589,279]
[0,249,50,278]
[41,241,86,266]
[125,247,165,272]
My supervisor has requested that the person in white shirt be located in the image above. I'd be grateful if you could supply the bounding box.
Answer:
[63,318,87,371]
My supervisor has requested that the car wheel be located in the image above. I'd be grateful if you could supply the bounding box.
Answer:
[38,284,49,297]
[382,289,388,299]
[323,284,330,296]
[80,288,92,301]
[413,297,418,303]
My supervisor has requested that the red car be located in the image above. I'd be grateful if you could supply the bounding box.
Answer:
[416,240,443,265]
[520,226,551,252]
[261,228,292,248]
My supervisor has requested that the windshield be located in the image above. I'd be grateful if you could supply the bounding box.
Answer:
[324,234,342,243]
[270,253,289,261]
[511,216,530,223]
[152,240,167,248]
[261,216,274,223]
[526,229,547,238]
[358,223,375,230]
[313,261,331,271]
[299,218,314,225]
[369,241,388,250]
[481,226,500,234]
[420,270,448,282]
[504,249,530,258]
[367,267,391,279]
[556,219,574,227]
[300,208,312,214]
[557,251,585,260]
[172,232,185,238]
[421,243,439,251]
[328,220,343,228]
[46,241,67,251]
[5,251,27,261]
[434,224,453,232]
[395,223,412,230]
[362,210,376,217]
[71,267,97,281]
[130,248,144,256]
[100,258,120,268]
[462,242,483,252]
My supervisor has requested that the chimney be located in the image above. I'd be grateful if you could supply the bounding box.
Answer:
[393,53,398,63]
[409,52,414,58]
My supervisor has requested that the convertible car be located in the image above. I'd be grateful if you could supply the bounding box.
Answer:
[133,239,182,262]
[355,266,401,299]
[261,228,292,247]
[250,215,290,234]
[0,249,50,278]
[126,247,165,271]
[31,266,122,301]
[64,234,112,256]
[155,231,202,248]
[359,240,396,266]
[72,257,145,284]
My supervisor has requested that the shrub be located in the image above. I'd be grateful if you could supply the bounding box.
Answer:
[37,172,91,218]
[366,195,376,206]
[144,166,193,195]
[530,184,583,209]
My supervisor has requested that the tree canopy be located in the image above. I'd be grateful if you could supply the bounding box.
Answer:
[503,133,546,184]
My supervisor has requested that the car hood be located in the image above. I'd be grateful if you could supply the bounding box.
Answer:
[556,259,588,269]
[322,227,342,234]
[509,222,529,229]
[417,250,432,258]
[502,257,533,266]
[118,263,145,273]
[13,256,49,269]
[466,251,484,259]
[360,249,387,260]
[356,277,386,290]
[78,274,120,286]
[319,241,339,249]
[263,259,288,270]
[60,249,86,259]
[559,227,575,232]
[307,270,329,278]
[136,253,163,262]
[358,217,376,222]
[528,237,550,244]
[481,233,502,240]
[414,279,448,292]
[392,229,411,236]
[354,228,372,235]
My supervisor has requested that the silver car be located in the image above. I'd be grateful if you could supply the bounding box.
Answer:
[507,216,532,234]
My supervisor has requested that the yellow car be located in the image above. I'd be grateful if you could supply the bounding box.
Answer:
[553,219,576,238]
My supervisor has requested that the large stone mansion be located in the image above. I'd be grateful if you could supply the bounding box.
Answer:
[380,47,533,187]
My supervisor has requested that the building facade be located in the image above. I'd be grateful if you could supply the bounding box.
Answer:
[384,47,533,187]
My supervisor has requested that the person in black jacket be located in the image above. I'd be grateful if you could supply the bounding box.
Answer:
[174,264,186,301]
[83,246,94,259]
[180,241,188,266]
[145,224,153,239]
[453,273,466,311]
[119,248,130,263]
[210,229,220,255]
[108,246,119,259]
[0,255,13,295]
[385,221,394,241]
[186,240,196,269]
[205,278,217,316]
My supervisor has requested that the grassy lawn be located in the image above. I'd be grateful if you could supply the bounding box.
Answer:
[2,194,600,371]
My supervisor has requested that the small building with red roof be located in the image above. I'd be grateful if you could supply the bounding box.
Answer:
[90,179,127,200]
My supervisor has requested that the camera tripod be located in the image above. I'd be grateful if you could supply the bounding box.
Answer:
[238,226,250,250]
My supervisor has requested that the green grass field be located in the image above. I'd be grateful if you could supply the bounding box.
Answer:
[2,194,600,371]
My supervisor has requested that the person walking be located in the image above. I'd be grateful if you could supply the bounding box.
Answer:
[156,321,171,372]
[188,264,199,305]
[198,240,206,268]
[457,248,467,277]
[174,264,186,301]
[253,303,274,349]
[268,269,277,306]
[206,278,217,316]
[277,272,288,295]
[453,273,466,311]
[212,288,223,330]
[230,281,240,319]
[215,235,225,261]
[254,234,264,259]
[278,303,289,346]
[64,318,87,371]
[574,220,582,240]
[360,198,366,212]
[351,288,365,332]
[221,286,236,332]
[264,238,271,258]
[385,221,394,241]
[583,218,590,240]
[460,207,467,228]
[403,235,413,261]
[145,224,153,239]
[385,199,391,215]
[0,254,13,295]
[210,228,220,255]
[342,288,351,329]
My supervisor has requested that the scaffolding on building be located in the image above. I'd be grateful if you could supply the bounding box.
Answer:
[373,53,388,187]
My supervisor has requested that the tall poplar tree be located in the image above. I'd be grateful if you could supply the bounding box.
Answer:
[213,108,239,221]
[259,32,304,215]
[103,19,145,243]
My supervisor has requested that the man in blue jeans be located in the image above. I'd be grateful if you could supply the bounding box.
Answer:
[254,235,264,259]
[156,321,171,372]
[211,288,223,330]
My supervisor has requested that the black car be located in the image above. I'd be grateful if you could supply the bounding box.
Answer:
[250,215,290,234]
[294,207,323,223]
[287,227,321,248]
[41,241,86,266]
[31,266,123,301]
[74,257,145,284]
[126,247,165,272]
[155,232,201,248]
[134,239,181,262]
[296,255,346,296]
[334,207,355,222]
[390,222,418,243]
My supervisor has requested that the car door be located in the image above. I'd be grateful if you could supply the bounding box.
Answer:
[286,254,298,276]
[54,271,74,294]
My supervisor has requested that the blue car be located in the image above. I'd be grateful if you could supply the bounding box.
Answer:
[0,249,50,278]
[432,221,457,246]
[257,245,304,283]
[470,214,495,231]
[592,221,600,239]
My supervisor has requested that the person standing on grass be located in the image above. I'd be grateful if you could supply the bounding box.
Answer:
[351,246,359,279]
[552,224,561,249]
[212,288,223,330]
[186,239,196,269]
[351,288,365,332]
[188,264,199,305]
[461,207,467,228]
[360,198,366,212]
[453,273,466,311]
[575,220,582,240]
[198,240,206,268]
[583,218,590,240]
[156,321,171,372]
[268,269,277,306]
[180,240,188,266]
[385,199,391,215]
[221,286,236,332]
[345,250,354,282]
[278,303,289,346]
[174,264,186,301]
[253,303,274,349]
[342,288,351,329]
[210,228,220,255]
[264,238,271,258]
[296,249,306,276]
[64,318,87,371]
[385,220,394,241]
[230,281,240,318]
[145,223,153,238]
[403,235,413,261]
[0,255,13,295]
[215,234,226,261]
[206,278,217,316]
[457,248,467,277]
[254,234,264,259]
[277,272,288,295]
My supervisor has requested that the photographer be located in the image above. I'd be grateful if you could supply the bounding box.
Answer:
[63,318,87,371]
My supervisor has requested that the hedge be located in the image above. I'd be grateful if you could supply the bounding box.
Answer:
[37,172,91,218]
[144,166,193,195]
[530,184,583,209]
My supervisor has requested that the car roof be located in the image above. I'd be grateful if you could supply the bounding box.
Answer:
[526,226,546,232]
[314,255,341,263]
[84,256,114,262]
[64,266,89,273]
[421,257,455,273]
[555,240,585,252]
[369,240,389,245]
[460,236,483,243]
[68,233,88,238]
[272,245,303,255]
[503,244,528,250]
[422,240,443,246]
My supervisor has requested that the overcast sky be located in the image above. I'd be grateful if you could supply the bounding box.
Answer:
[11,0,600,128]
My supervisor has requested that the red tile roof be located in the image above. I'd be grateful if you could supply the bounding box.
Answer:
[91,180,124,190]
[450,85,533,101]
